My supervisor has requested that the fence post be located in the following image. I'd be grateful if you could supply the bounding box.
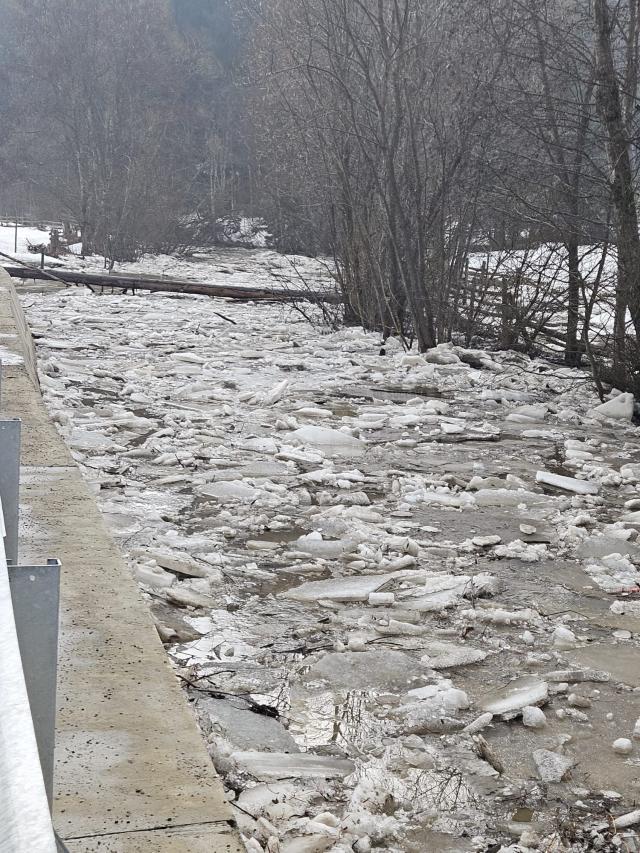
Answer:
[501,276,516,349]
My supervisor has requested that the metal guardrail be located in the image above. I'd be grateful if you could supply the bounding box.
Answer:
[0,366,65,852]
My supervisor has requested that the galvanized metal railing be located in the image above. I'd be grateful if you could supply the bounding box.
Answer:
[0,378,65,851]
[0,501,57,853]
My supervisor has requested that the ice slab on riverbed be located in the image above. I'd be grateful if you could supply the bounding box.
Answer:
[400,571,499,611]
[291,532,353,559]
[473,489,549,507]
[283,570,423,602]
[536,470,598,495]
[304,649,425,690]
[290,425,365,456]
[199,698,300,752]
[31,276,640,849]
[200,480,260,501]
[506,404,548,423]
[479,676,548,718]
[232,751,355,780]
[420,640,488,669]
[588,392,634,421]
[583,553,640,594]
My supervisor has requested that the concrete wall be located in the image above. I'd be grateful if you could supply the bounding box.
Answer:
[6,278,40,389]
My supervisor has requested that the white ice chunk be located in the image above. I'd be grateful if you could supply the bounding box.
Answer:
[283,570,418,603]
[408,489,475,509]
[200,480,260,501]
[506,404,548,423]
[260,379,289,406]
[472,535,502,547]
[494,539,549,563]
[290,425,365,456]
[368,592,396,606]
[293,532,351,559]
[612,738,633,756]
[621,463,640,482]
[440,421,465,435]
[588,393,634,421]
[420,640,487,669]
[536,470,598,495]
[69,429,120,451]
[474,489,546,507]
[232,751,354,780]
[522,706,547,729]
[552,626,577,650]
[133,563,175,590]
[424,345,461,365]
[480,676,548,717]
[583,553,640,594]
[402,572,497,612]
[462,605,540,626]
[462,713,494,734]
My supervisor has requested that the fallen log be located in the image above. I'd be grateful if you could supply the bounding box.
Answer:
[3,265,341,305]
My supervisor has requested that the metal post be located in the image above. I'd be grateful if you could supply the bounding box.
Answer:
[0,419,21,564]
[8,559,61,808]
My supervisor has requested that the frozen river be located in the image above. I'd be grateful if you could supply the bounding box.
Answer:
[20,270,640,853]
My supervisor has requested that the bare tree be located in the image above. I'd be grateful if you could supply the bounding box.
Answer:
[2,0,198,259]
[593,0,640,383]
[247,0,510,350]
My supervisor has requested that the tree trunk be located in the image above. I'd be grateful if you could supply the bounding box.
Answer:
[565,241,581,366]
[594,0,640,347]
[614,258,628,374]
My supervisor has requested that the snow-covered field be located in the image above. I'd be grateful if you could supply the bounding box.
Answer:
[0,222,60,267]
[21,266,640,852]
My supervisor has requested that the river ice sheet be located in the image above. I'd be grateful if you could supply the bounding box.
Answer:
[20,275,640,852]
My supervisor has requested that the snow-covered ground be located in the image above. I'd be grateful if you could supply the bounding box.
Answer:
[0,222,50,255]
[469,243,621,345]
[0,222,60,266]
[0,224,335,295]
[20,263,640,853]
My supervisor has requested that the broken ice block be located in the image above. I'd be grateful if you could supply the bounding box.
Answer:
[480,676,548,717]
[535,471,598,495]
[588,393,634,421]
